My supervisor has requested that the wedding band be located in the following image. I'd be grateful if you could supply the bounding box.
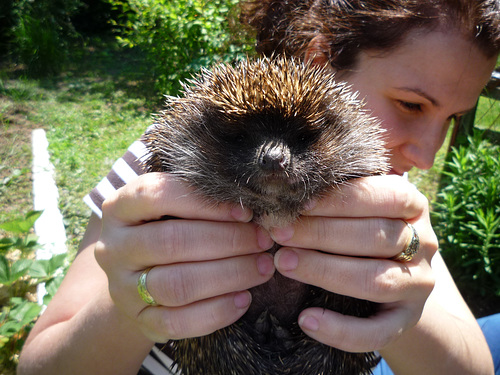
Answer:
[137,267,157,305]
[392,221,420,262]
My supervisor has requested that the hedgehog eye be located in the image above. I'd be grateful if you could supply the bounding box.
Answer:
[222,131,246,147]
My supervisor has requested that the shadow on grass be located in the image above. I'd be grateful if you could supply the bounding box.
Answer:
[4,37,162,112]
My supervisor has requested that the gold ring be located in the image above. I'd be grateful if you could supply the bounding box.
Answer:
[392,221,420,262]
[137,267,157,305]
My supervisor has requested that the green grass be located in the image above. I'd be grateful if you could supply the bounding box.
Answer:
[1,39,157,252]
[476,95,500,131]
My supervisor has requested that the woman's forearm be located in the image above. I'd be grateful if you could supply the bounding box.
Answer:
[18,215,155,375]
[18,287,154,375]
[379,252,494,375]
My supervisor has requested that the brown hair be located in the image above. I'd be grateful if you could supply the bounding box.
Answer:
[240,0,500,70]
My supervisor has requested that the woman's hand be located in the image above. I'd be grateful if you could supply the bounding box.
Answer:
[270,175,438,352]
[95,172,275,343]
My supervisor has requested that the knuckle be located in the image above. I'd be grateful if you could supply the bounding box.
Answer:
[316,217,331,244]
[160,310,187,339]
[159,221,188,259]
[107,281,123,306]
[423,229,439,254]
[372,327,400,350]
[93,240,106,266]
[387,181,427,217]
[367,263,400,298]
[419,269,436,296]
[137,173,166,197]
[390,186,413,213]
[228,224,247,252]
[93,238,117,272]
[161,266,196,306]
[101,190,122,218]
[371,218,401,252]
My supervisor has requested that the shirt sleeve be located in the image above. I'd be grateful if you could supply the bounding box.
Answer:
[83,140,149,218]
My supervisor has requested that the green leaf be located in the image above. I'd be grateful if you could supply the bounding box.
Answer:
[0,211,43,234]
[11,259,33,280]
[0,255,10,284]
[0,238,16,252]
[9,299,42,325]
[0,256,32,286]
[29,253,67,279]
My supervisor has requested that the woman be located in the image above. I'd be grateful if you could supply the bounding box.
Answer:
[18,0,500,374]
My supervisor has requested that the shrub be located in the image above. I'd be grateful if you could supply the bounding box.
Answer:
[11,0,83,77]
[0,211,68,372]
[432,131,500,314]
[107,0,255,95]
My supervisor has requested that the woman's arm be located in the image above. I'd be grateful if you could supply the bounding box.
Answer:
[379,251,494,375]
[18,214,155,375]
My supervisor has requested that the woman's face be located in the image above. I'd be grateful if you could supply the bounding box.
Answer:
[335,29,497,175]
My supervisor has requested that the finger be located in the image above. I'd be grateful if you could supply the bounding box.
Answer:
[143,253,275,307]
[271,217,410,258]
[103,172,253,224]
[297,303,420,352]
[138,291,252,342]
[304,175,427,220]
[274,248,434,303]
[98,219,274,269]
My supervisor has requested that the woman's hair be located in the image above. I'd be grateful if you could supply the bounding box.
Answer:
[240,0,500,70]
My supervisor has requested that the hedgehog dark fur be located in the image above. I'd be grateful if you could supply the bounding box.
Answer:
[142,57,389,375]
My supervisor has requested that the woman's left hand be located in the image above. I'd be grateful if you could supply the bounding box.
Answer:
[270,175,438,353]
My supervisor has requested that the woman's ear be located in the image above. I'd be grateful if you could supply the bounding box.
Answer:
[304,35,333,68]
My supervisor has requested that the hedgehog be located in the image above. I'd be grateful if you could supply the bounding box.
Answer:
[142,57,389,375]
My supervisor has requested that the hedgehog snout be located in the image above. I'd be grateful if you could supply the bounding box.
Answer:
[257,141,291,173]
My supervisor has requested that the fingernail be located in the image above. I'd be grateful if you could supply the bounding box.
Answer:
[231,205,253,222]
[299,315,319,331]
[275,249,298,272]
[256,226,274,250]
[257,253,275,276]
[270,225,294,243]
[234,291,251,309]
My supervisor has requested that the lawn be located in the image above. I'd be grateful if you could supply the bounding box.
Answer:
[1,39,159,252]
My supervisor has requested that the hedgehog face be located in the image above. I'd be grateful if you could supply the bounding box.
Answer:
[179,108,332,227]
[209,113,320,195]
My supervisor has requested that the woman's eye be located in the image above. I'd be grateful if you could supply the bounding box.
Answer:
[396,100,423,113]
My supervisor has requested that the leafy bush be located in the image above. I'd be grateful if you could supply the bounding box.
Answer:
[11,0,82,76]
[107,0,254,95]
[432,131,500,313]
[0,211,68,372]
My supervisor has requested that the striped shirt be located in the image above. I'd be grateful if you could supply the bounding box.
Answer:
[84,140,148,218]
[84,140,178,375]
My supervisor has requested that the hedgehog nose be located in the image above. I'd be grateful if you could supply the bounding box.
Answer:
[259,143,290,172]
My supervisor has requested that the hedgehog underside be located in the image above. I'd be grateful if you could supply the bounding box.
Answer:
[166,271,380,375]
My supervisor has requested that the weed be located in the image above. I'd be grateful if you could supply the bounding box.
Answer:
[0,211,69,373]
[108,0,254,95]
[433,130,500,316]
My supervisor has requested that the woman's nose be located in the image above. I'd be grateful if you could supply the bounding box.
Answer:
[401,120,450,170]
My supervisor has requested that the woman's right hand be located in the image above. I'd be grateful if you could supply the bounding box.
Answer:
[95,172,275,343]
